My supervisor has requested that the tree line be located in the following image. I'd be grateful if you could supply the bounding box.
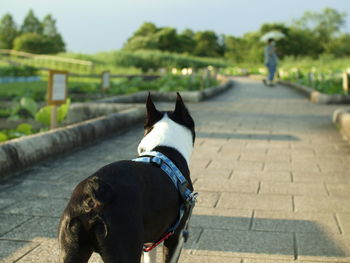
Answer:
[123,8,350,63]
[0,9,65,54]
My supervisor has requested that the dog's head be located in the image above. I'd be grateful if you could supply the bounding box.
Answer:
[137,93,195,163]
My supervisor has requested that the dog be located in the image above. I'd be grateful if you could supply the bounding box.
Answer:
[58,93,196,263]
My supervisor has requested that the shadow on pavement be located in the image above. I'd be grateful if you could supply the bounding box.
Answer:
[197,131,300,141]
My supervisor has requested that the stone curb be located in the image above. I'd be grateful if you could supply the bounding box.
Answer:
[0,107,145,179]
[98,80,234,103]
[278,80,350,104]
[333,109,350,141]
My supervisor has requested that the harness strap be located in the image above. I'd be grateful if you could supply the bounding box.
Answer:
[132,151,197,252]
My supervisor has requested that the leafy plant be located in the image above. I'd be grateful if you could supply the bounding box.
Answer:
[35,99,70,126]
[0,132,8,142]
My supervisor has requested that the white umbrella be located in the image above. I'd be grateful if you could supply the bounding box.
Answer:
[260,31,285,42]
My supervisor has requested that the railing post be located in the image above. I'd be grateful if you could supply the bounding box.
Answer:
[343,71,349,95]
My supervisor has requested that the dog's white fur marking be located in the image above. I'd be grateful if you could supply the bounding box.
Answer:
[143,248,157,263]
[138,114,193,165]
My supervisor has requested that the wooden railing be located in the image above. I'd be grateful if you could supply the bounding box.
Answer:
[0,49,94,73]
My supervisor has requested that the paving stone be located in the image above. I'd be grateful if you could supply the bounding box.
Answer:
[294,196,350,212]
[196,191,221,208]
[0,180,74,199]
[190,168,232,181]
[244,259,339,263]
[181,254,241,263]
[0,240,39,263]
[0,198,16,210]
[252,211,340,233]
[218,193,293,211]
[326,184,350,198]
[296,232,350,261]
[191,207,251,230]
[232,171,292,182]
[259,182,328,196]
[2,197,67,217]
[193,229,294,259]
[292,172,350,184]
[337,213,350,235]
[194,178,258,193]
[0,214,32,236]
[2,216,59,240]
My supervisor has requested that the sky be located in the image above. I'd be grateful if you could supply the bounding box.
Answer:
[1,0,349,54]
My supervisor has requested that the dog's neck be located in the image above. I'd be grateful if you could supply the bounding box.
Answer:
[137,114,193,165]
[151,146,191,181]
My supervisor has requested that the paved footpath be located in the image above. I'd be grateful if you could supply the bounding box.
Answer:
[1,77,350,263]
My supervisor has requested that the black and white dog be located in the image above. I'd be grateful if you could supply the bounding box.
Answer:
[58,93,196,263]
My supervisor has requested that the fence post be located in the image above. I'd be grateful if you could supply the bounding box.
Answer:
[343,71,349,95]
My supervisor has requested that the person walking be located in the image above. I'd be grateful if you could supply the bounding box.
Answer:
[263,38,278,87]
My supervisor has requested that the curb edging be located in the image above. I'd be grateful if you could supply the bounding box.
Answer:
[278,80,350,104]
[333,109,350,141]
[98,80,234,104]
[0,107,145,179]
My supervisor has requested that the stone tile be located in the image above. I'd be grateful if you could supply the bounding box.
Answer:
[0,214,32,236]
[181,254,241,263]
[293,172,350,184]
[194,178,258,193]
[2,217,59,240]
[0,240,39,263]
[218,193,293,211]
[0,180,74,199]
[264,162,292,172]
[232,171,291,182]
[193,229,294,259]
[259,182,327,196]
[208,161,264,171]
[296,233,350,260]
[326,184,350,198]
[3,197,67,217]
[294,196,350,212]
[252,211,340,234]
[0,198,16,210]
[337,213,350,235]
[319,163,350,173]
[190,168,232,181]
[196,191,221,208]
[191,207,251,230]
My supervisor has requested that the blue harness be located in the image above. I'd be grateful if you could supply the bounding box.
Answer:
[132,151,197,252]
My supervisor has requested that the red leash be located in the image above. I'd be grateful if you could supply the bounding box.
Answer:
[143,231,174,252]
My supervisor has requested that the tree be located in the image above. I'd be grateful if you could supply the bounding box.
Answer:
[0,13,18,49]
[41,14,65,53]
[224,35,246,62]
[20,9,42,34]
[133,22,158,37]
[13,32,50,54]
[178,29,196,54]
[155,27,180,52]
[324,33,350,57]
[293,7,346,49]
[193,31,221,57]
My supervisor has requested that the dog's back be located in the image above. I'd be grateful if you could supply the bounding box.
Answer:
[59,160,181,263]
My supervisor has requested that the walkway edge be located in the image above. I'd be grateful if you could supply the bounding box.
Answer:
[333,109,350,141]
[98,80,234,103]
[0,107,145,180]
[278,80,350,104]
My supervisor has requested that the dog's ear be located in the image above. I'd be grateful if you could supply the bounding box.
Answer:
[145,93,162,127]
[174,92,192,122]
